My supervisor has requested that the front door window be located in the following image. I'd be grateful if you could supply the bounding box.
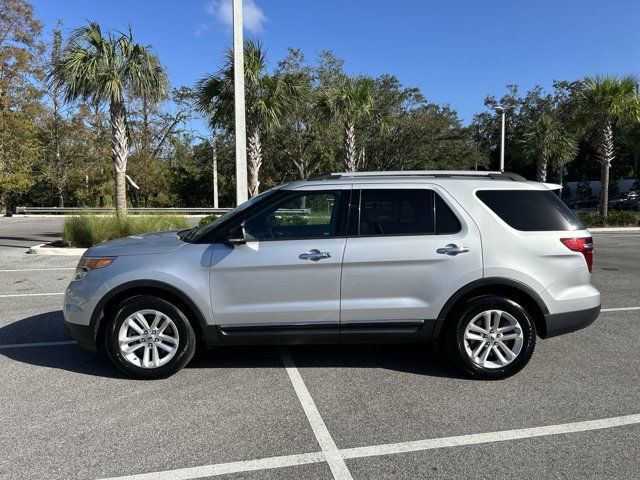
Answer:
[244,191,342,241]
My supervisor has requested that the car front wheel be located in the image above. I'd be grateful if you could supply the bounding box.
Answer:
[105,295,196,379]
[446,295,536,380]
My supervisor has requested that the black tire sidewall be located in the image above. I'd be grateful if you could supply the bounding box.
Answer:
[448,295,536,380]
[105,295,196,379]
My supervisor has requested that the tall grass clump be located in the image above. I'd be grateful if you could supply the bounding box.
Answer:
[198,213,223,227]
[63,214,188,247]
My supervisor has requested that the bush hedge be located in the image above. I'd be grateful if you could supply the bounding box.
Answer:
[63,214,188,247]
[576,210,640,228]
[198,213,223,227]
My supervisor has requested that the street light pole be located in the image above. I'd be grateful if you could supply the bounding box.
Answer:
[212,135,219,209]
[232,0,248,205]
[495,106,506,172]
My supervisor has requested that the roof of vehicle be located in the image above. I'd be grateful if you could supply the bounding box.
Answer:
[284,170,551,191]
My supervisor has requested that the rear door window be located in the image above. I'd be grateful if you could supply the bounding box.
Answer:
[355,189,461,236]
[476,190,585,231]
[359,189,433,236]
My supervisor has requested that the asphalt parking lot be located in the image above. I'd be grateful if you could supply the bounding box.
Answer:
[0,217,639,480]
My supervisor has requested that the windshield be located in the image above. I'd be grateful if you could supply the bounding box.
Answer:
[182,188,280,242]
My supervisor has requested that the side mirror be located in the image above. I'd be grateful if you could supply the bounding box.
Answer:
[226,224,246,245]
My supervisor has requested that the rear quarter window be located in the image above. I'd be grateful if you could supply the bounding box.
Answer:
[476,190,585,231]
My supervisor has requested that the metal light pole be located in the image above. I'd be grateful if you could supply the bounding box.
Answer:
[233,0,248,205]
[212,135,219,209]
[495,106,507,172]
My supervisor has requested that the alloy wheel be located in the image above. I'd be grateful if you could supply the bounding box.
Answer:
[463,309,524,369]
[118,309,180,369]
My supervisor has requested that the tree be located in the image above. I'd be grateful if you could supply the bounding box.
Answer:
[316,76,376,172]
[197,40,299,197]
[370,103,486,172]
[576,75,640,216]
[519,114,577,182]
[50,22,168,218]
[0,0,44,213]
[40,24,75,206]
[126,86,195,206]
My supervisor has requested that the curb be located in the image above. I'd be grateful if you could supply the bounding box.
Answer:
[589,227,640,232]
[27,243,87,256]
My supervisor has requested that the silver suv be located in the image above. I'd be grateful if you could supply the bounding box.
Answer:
[64,171,601,380]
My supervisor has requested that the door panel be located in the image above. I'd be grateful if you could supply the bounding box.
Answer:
[340,184,483,326]
[210,239,346,327]
[209,186,349,330]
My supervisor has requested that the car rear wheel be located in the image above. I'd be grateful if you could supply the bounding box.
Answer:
[105,295,196,379]
[446,295,536,380]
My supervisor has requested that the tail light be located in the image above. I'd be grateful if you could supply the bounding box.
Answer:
[560,237,594,272]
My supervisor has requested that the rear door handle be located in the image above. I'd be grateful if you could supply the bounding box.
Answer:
[436,244,469,256]
[299,249,332,261]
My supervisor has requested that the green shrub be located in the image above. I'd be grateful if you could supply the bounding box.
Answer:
[198,213,223,227]
[63,214,188,247]
[576,210,639,228]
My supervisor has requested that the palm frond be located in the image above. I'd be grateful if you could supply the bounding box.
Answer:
[196,39,301,133]
[49,21,168,105]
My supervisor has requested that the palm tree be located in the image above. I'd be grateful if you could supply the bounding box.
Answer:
[197,40,298,198]
[520,114,577,182]
[576,75,640,216]
[50,22,168,218]
[316,77,375,172]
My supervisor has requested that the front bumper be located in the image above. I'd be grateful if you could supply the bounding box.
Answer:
[544,304,601,338]
[63,270,110,354]
[65,320,98,354]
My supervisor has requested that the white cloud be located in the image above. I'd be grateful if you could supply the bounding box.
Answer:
[194,23,211,37]
[205,0,266,33]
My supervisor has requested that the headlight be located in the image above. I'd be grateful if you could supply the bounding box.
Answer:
[74,257,115,280]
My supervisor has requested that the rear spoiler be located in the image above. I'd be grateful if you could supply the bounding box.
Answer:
[543,183,562,190]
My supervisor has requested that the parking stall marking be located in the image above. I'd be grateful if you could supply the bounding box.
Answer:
[601,307,640,312]
[278,347,354,480]
[98,452,325,480]
[339,413,640,460]
[0,267,75,272]
[98,413,640,480]
[0,292,64,298]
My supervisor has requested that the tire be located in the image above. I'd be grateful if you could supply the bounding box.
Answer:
[105,295,196,379]
[445,295,536,380]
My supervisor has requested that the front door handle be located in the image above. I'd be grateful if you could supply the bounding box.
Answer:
[436,244,469,256]
[299,249,332,261]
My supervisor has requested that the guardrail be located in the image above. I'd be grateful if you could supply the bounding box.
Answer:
[15,206,233,215]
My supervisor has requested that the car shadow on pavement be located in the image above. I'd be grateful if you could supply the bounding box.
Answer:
[190,344,466,379]
[0,310,124,379]
[2,310,466,380]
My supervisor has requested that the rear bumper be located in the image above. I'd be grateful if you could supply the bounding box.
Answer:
[543,304,601,338]
[64,320,98,354]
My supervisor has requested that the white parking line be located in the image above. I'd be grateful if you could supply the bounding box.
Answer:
[0,267,74,272]
[0,340,76,350]
[278,347,353,480]
[99,413,640,480]
[601,307,640,312]
[99,452,325,480]
[0,292,64,298]
[340,413,640,459]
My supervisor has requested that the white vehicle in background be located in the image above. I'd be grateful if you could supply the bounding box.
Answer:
[64,171,601,380]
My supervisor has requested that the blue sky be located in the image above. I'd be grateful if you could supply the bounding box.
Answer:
[33,0,640,130]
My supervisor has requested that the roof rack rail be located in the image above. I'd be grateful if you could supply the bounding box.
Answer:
[306,173,342,180]
[308,171,526,181]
